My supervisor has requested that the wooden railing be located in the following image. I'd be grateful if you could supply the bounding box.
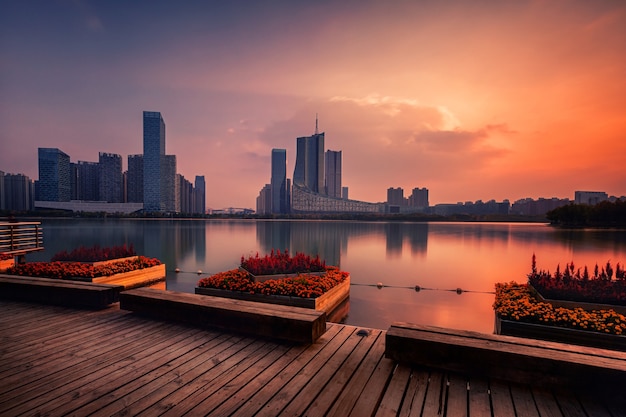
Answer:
[0,222,44,256]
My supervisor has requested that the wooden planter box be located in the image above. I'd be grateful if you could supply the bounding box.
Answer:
[67,264,166,290]
[530,285,626,315]
[495,314,626,351]
[0,258,15,272]
[195,274,350,316]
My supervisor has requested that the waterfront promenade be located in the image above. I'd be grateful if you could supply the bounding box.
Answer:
[1,299,625,416]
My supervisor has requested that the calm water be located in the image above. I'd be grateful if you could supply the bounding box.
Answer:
[28,218,626,334]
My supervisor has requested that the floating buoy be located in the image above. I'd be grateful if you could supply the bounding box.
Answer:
[175,268,180,273]
[197,270,203,275]
[456,288,463,294]
[376,282,383,289]
[414,285,421,292]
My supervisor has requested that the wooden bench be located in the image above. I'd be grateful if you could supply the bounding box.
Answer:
[120,287,327,344]
[385,322,626,391]
[0,275,123,309]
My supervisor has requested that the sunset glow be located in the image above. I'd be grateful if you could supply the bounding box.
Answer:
[1,1,624,209]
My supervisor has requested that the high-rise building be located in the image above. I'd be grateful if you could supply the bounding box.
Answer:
[293,133,324,194]
[99,152,123,203]
[409,187,429,208]
[127,154,143,203]
[387,187,406,206]
[37,148,71,202]
[574,191,608,205]
[162,154,177,212]
[256,184,272,215]
[271,149,287,214]
[194,175,206,215]
[0,172,34,211]
[75,161,100,201]
[324,150,342,198]
[143,111,166,211]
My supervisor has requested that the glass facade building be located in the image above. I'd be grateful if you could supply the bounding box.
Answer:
[271,149,287,214]
[37,148,71,202]
[324,150,342,198]
[127,154,143,203]
[143,111,166,211]
[293,133,324,194]
[99,152,123,203]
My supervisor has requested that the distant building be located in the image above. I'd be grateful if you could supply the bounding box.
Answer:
[162,154,177,212]
[127,154,143,203]
[99,152,123,203]
[143,111,166,212]
[271,149,288,214]
[0,171,34,211]
[325,150,342,198]
[37,147,71,202]
[74,161,100,201]
[574,191,608,205]
[387,187,406,206]
[342,186,349,200]
[194,175,206,215]
[293,133,324,194]
[510,197,569,216]
[409,187,429,208]
[256,184,272,215]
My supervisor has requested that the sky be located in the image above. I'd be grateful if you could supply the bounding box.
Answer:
[1,0,625,209]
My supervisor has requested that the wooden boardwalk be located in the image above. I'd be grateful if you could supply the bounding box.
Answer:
[1,300,624,417]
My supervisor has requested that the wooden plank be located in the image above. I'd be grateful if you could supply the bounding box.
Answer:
[386,322,626,389]
[233,325,349,417]
[489,380,515,417]
[509,384,539,417]
[397,369,429,417]
[445,374,468,417]
[553,391,587,417]
[374,364,411,417]
[0,275,122,308]
[347,355,396,417]
[468,378,491,417]
[102,339,272,417]
[305,328,384,417]
[120,287,326,343]
[33,327,220,417]
[530,388,563,417]
[325,330,389,417]
[420,371,445,416]
[0,321,193,416]
[68,332,238,417]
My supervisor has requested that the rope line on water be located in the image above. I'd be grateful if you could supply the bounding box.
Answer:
[169,268,495,295]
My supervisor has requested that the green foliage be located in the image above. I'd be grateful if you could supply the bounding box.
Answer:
[546,200,626,227]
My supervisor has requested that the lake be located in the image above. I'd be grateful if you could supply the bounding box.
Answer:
[28,218,626,334]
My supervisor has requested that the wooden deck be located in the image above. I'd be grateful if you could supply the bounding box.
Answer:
[1,300,624,417]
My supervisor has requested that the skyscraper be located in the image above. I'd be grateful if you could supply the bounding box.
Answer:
[75,161,100,201]
[127,154,143,203]
[143,111,166,211]
[293,133,324,194]
[37,148,71,202]
[99,152,123,203]
[271,149,287,213]
[162,154,177,212]
[194,175,206,215]
[324,150,342,198]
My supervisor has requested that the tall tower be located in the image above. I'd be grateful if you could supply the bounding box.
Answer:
[37,148,71,202]
[127,154,143,203]
[99,152,123,203]
[293,132,324,194]
[194,175,206,215]
[325,150,342,198]
[271,149,287,213]
[143,111,166,211]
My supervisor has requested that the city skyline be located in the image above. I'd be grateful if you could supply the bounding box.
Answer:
[1,1,625,208]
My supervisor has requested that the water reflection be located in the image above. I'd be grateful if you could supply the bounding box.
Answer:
[28,219,626,334]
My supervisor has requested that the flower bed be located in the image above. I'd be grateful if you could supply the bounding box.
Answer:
[51,244,136,262]
[494,282,626,350]
[0,255,14,272]
[528,255,626,306]
[196,257,350,316]
[240,249,326,275]
[6,256,165,289]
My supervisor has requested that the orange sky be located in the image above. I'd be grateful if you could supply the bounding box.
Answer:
[1,1,625,208]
